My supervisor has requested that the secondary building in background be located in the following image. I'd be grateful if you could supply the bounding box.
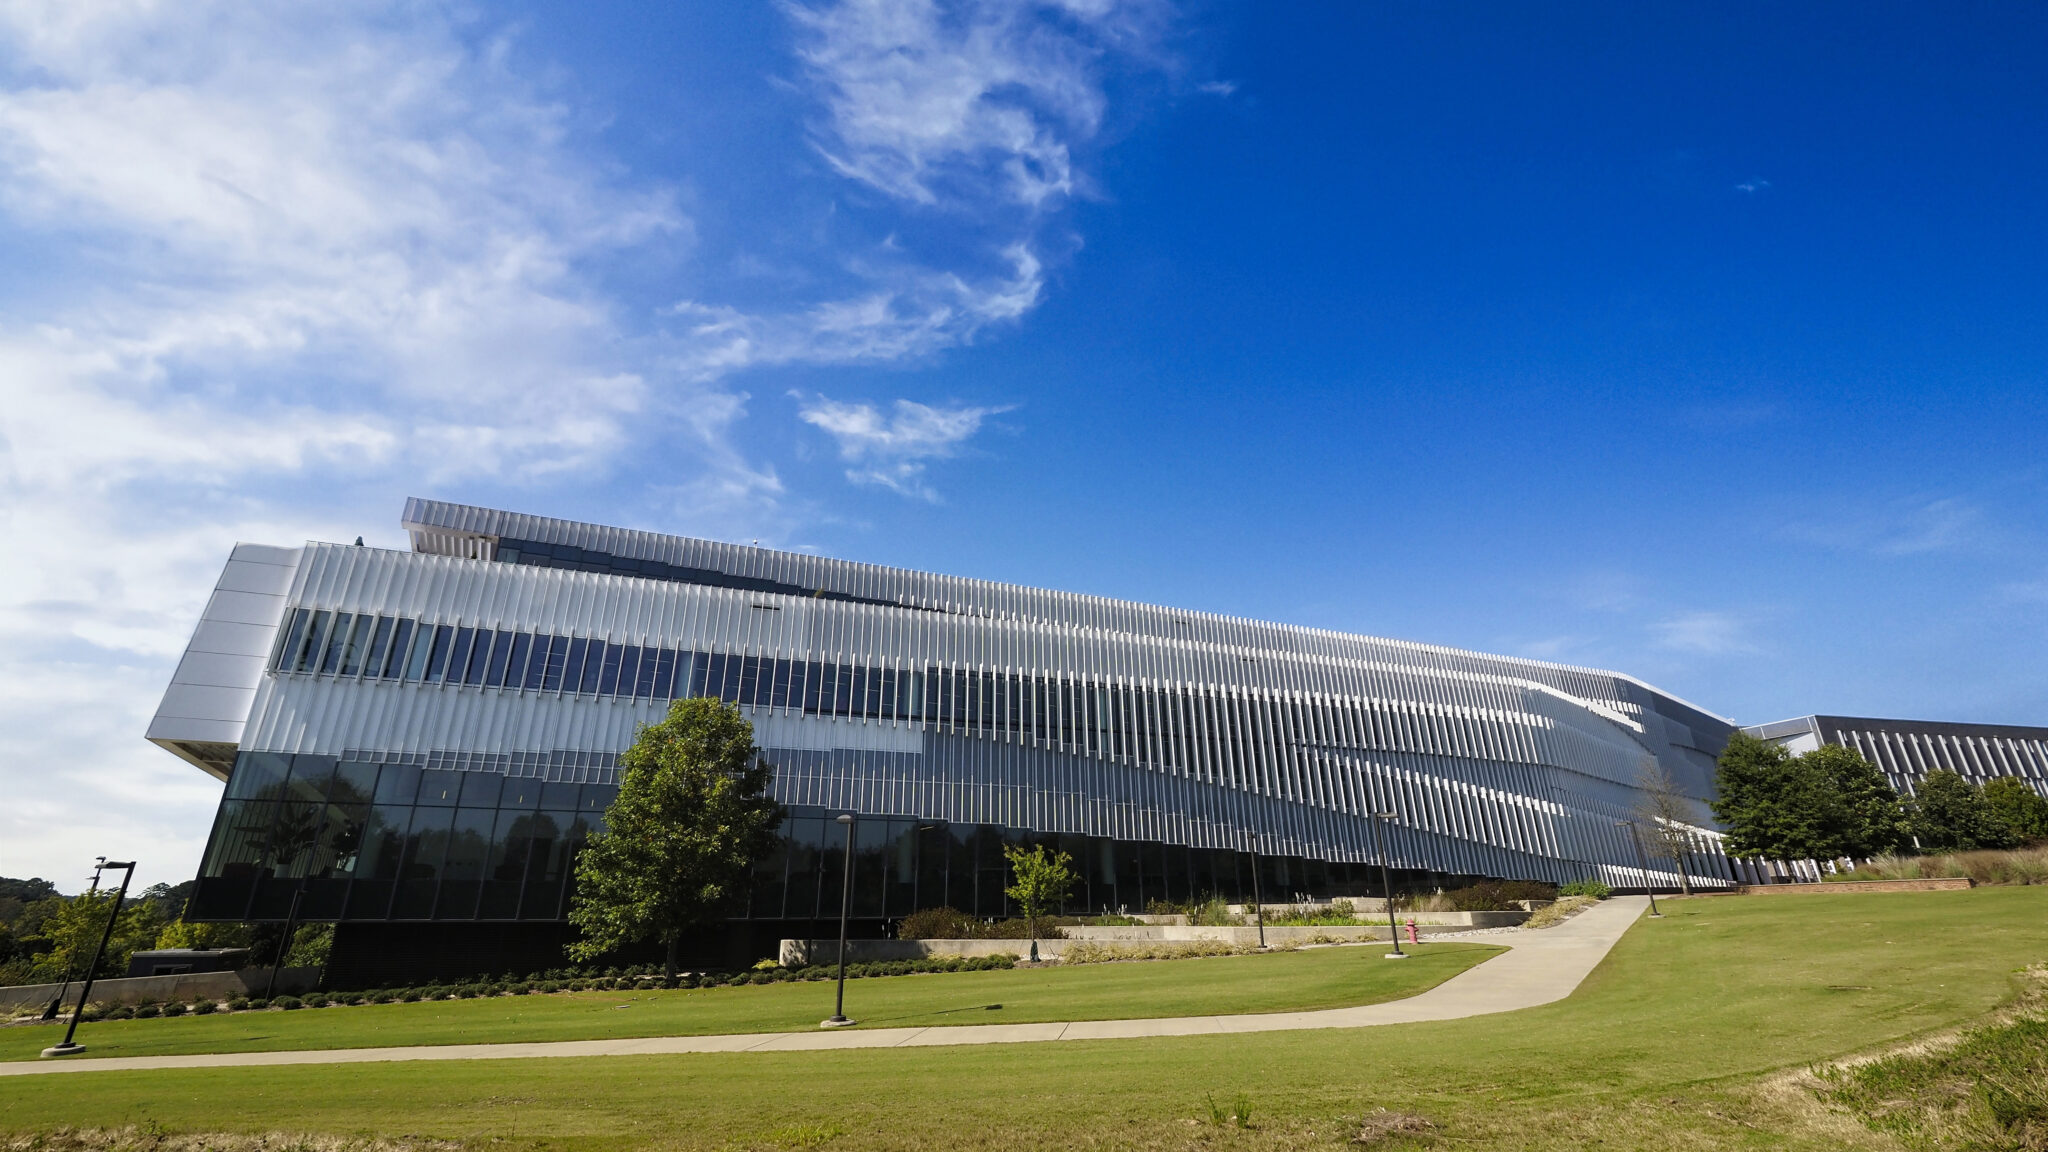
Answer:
[1746,715,2048,799]
[150,499,1744,982]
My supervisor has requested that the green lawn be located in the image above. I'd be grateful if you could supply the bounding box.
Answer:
[2,889,2045,1152]
[0,941,1496,1062]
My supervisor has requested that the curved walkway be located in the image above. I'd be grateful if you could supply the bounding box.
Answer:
[2,897,1647,1077]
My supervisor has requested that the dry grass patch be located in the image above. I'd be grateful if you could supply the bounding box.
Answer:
[1801,964,2048,1150]
[1520,896,1599,930]
[0,1131,461,1152]
[1833,848,2048,886]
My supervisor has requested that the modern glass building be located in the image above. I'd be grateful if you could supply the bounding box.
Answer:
[1747,715,2048,800]
[151,499,1744,981]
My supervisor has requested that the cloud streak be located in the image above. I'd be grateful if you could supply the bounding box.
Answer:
[0,0,1166,884]
[798,395,1010,498]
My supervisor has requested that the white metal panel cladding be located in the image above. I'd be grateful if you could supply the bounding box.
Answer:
[208,523,1742,886]
[1748,715,2048,801]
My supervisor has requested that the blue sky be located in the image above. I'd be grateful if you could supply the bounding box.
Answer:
[3,1,2045,887]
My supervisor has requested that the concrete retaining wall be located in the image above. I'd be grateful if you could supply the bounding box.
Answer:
[779,914,1525,964]
[0,968,322,1012]
[1736,877,1974,894]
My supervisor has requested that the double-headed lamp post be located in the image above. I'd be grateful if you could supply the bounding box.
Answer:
[1368,813,1405,959]
[42,860,135,1058]
[1616,821,1664,918]
[823,814,858,1028]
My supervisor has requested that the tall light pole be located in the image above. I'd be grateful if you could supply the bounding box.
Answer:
[1617,821,1663,918]
[41,859,106,1022]
[1246,831,1265,948]
[822,814,857,1027]
[42,860,135,1058]
[1369,813,1405,959]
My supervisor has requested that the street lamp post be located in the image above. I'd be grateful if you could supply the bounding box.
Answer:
[1246,832,1265,949]
[823,814,857,1027]
[1369,813,1405,959]
[1617,821,1663,918]
[42,860,135,1058]
[42,859,107,1022]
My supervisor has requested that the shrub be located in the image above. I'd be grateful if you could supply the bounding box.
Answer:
[898,906,979,939]
[102,1005,134,1020]
[226,997,249,1011]
[134,1004,160,1019]
[275,996,303,1010]
[370,990,393,1003]
[163,1002,188,1017]
[400,989,422,1002]
[897,907,1066,940]
[1399,880,1557,912]
[193,1000,218,1015]
[1523,895,1599,930]
[1064,940,1278,964]
[1559,879,1612,899]
[305,993,329,1008]
[1834,847,2048,885]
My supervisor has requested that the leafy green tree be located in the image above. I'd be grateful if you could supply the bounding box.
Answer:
[18,890,167,982]
[155,918,255,950]
[1712,734,1910,860]
[1909,770,2016,852]
[1803,745,1911,858]
[1981,777,2048,844]
[568,697,785,977]
[1712,733,1833,858]
[1002,843,1077,937]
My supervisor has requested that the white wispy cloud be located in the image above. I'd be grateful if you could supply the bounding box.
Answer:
[788,0,1158,209]
[1652,610,1759,656]
[1779,496,1986,557]
[0,0,1165,884]
[1197,80,1238,96]
[1735,178,1771,193]
[797,395,1010,498]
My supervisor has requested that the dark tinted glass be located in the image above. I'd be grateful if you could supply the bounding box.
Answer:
[596,642,622,694]
[382,618,413,677]
[534,636,562,691]
[499,778,543,809]
[373,762,421,805]
[284,755,337,802]
[276,608,311,672]
[417,769,463,806]
[424,624,454,681]
[445,627,476,684]
[649,649,675,699]
[562,637,589,694]
[539,781,582,810]
[458,771,503,808]
[482,630,513,687]
[319,612,353,673]
[635,647,660,698]
[579,784,618,812]
[365,616,394,676]
[330,760,379,805]
[226,752,291,800]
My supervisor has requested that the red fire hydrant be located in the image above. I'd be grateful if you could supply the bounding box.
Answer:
[1405,917,1419,946]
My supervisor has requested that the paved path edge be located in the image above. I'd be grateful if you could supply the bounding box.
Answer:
[0,897,1646,1077]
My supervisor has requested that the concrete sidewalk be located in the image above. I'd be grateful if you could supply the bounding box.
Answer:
[0,897,1647,1078]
